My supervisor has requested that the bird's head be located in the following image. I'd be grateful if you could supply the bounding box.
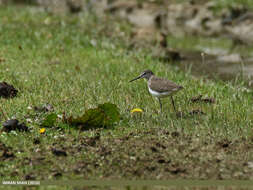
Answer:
[129,70,154,82]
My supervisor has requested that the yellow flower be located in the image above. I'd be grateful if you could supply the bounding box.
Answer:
[131,108,143,114]
[40,128,46,134]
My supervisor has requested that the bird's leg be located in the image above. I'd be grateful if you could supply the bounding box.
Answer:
[158,98,162,113]
[170,96,177,113]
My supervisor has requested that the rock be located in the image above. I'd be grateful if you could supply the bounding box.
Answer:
[51,148,67,156]
[163,3,191,37]
[37,0,69,14]
[127,8,158,28]
[3,119,18,128]
[222,6,249,25]
[184,3,222,36]
[127,3,163,29]
[225,19,253,45]
[67,0,83,13]
[246,161,253,169]
[197,46,228,56]
[89,0,108,17]
[2,119,29,132]
[217,54,242,63]
[105,0,137,18]
[40,0,85,14]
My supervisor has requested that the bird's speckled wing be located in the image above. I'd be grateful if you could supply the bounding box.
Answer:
[148,76,183,93]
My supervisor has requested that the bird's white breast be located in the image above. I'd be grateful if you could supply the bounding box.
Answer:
[148,86,170,98]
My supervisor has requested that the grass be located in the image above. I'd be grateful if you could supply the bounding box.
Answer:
[0,4,253,183]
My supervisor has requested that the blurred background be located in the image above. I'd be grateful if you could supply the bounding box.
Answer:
[2,0,253,85]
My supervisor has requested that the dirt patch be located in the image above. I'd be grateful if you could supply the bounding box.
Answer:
[33,138,41,145]
[1,128,253,180]
[191,95,215,104]
[6,128,251,180]
[189,109,206,115]
[0,142,15,161]
[51,148,68,157]
[68,130,253,179]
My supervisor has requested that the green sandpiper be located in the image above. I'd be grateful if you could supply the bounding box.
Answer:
[130,70,183,112]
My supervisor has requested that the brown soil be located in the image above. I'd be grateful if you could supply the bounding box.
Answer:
[3,128,253,180]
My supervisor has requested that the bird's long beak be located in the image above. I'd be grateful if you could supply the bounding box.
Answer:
[129,75,142,82]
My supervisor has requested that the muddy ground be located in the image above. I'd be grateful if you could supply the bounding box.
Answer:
[2,128,253,180]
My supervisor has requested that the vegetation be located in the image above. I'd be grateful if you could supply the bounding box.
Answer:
[0,3,253,184]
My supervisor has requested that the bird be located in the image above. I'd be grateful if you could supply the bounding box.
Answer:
[130,70,183,113]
